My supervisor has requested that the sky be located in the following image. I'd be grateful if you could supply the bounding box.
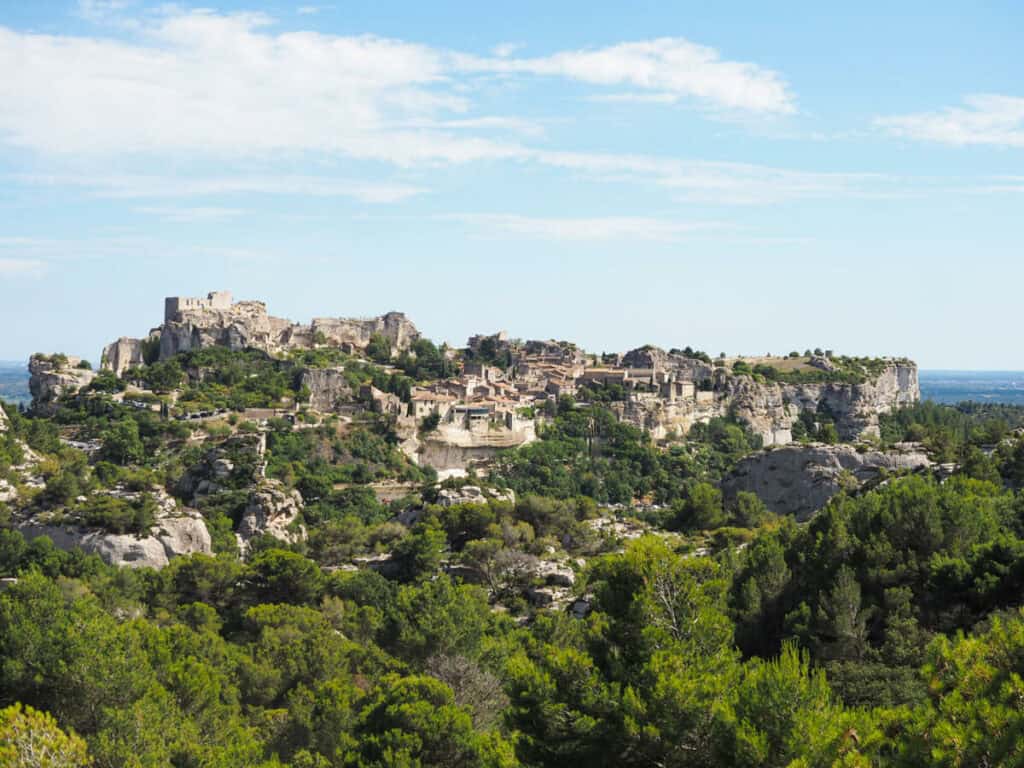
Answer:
[0,1,1022,369]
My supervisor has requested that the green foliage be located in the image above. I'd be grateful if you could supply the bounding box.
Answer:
[99,419,144,465]
[77,493,156,535]
[365,333,392,364]
[492,405,758,506]
[0,702,92,767]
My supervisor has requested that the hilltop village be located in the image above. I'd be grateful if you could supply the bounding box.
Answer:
[84,291,920,477]
[5,289,935,573]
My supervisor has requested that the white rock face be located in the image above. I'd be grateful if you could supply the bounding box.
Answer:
[102,336,150,376]
[0,401,7,432]
[612,362,920,446]
[28,355,97,413]
[236,480,307,556]
[16,490,212,569]
[310,311,420,352]
[301,368,354,412]
[160,300,276,359]
[154,293,422,361]
[436,485,515,507]
[722,442,933,520]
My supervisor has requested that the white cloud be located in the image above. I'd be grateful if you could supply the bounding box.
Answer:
[0,13,792,167]
[0,258,46,277]
[0,10,890,208]
[456,38,796,115]
[0,13,484,164]
[17,173,427,203]
[136,206,245,222]
[589,92,681,105]
[876,94,1024,147]
[296,5,323,15]
[76,0,132,22]
[491,42,523,58]
[444,213,726,242]
[531,151,887,205]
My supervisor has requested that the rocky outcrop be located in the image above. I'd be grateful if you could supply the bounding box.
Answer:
[28,355,96,414]
[311,312,420,353]
[621,345,714,380]
[236,480,306,555]
[436,485,515,507]
[722,442,933,520]
[16,489,211,568]
[160,300,277,359]
[614,361,919,446]
[301,368,354,412]
[176,433,267,500]
[0,401,7,432]
[416,422,537,475]
[102,336,153,376]
[145,294,423,362]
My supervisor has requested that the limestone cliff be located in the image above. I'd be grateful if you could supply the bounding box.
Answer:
[160,300,277,359]
[614,361,919,446]
[310,311,420,352]
[151,294,420,361]
[28,354,97,414]
[416,421,538,477]
[722,442,932,520]
[102,335,155,376]
[300,368,355,412]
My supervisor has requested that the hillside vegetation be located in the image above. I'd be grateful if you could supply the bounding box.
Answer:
[3,347,1024,766]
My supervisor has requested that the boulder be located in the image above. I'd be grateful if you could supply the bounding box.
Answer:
[723,442,933,520]
[236,480,307,555]
[537,560,576,587]
[0,478,16,504]
[436,486,516,507]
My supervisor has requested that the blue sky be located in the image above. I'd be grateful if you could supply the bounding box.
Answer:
[0,1,1022,369]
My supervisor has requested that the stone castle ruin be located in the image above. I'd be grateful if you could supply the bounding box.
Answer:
[164,290,233,322]
[101,290,420,375]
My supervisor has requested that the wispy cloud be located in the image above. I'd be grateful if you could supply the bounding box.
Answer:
[17,173,427,203]
[876,94,1024,147]
[456,38,796,115]
[589,92,682,105]
[0,11,792,167]
[530,151,891,205]
[0,258,47,278]
[492,42,524,58]
[136,206,245,223]
[76,0,132,22]
[442,213,727,242]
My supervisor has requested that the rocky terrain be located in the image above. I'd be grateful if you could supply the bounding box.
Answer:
[136,292,421,362]
[15,488,212,569]
[9,290,930,571]
[27,354,96,414]
[723,441,933,519]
